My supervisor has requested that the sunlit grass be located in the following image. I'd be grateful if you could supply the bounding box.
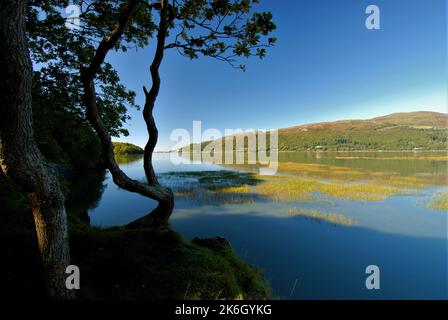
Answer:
[427,192,448,211]
[209,185,250,193]
[164,159,442,206]
[278,162,366,181]
[172,183,256,206]
[284,208,354,226]
[254,176,403,201]
[255,178,315,202]
[335,156,448,161]
[222,157,447,187]
[318,183,401,201]
[375,176,424,187]
[169,170,415,204]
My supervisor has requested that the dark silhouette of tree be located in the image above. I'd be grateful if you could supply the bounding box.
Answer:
[26,0,145,144]
[0,0,275,299]
[0,0,74,299]
[80,0,276,227]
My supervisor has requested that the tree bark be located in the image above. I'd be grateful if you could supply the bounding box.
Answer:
[0,0,74,299]
[136,0,174,226]
[142,0,168,185]
[80,0,174,227]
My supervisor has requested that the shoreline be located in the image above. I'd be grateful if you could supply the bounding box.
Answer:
[165,149,448,154]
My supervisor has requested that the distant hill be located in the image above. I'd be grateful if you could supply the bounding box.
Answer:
[185,111,448,152]
[370,111,447,127]
[112,142,144,155]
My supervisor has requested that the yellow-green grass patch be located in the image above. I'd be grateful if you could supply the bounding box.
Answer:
[427,192,448,211]
[254,176,404,202]
[284,208,355,226]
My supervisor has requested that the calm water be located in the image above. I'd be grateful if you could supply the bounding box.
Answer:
[68,152,448,299]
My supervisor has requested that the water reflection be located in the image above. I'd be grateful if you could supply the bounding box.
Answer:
[67,152,448,299]
[173,209,447,299]
[66,169,107,220]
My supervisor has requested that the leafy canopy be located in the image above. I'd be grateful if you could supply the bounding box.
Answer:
[166,0,277,70]
[25,0,276,164]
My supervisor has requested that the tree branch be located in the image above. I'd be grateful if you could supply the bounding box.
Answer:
[142,0,170,185]
[80,0,174,227]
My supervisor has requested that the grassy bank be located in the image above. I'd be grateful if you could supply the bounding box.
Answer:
[0,177,270,300]
[70,223,269,300]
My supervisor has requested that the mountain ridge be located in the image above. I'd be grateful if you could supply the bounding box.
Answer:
[184,111,448,152]
[282,111,447,132]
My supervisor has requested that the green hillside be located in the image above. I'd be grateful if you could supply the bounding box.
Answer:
[278,111,447,151]
[186,111,448,152]
[112,142,144,155]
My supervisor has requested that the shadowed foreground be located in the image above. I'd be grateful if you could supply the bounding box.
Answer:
[0,179,269,300]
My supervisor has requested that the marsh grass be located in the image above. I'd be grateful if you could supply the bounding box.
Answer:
[284,208,355,226]
[335,156,448,161]
[209,185,250,193]
[162,171,263,205]
[427,192,448,211]
[277,162,440,186]
[171,184,257,206]
[374,176,427,188]
[254,176,404,201]
[318,183,399,201]
[163,160,439,206]
[168,170,260,185]
[273,162,367,183]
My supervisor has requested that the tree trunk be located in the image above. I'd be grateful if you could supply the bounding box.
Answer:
[0,0,74,299]
[135,0,175,226]
[80,0,174,228]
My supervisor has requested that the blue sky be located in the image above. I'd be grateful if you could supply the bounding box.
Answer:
[108,0,447,150]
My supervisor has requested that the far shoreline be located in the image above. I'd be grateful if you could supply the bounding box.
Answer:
[161,149,448,153]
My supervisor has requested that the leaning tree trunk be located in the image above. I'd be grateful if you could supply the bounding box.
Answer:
[80,0,174,228]
[0,0,74,299]
[138,0,174,225]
